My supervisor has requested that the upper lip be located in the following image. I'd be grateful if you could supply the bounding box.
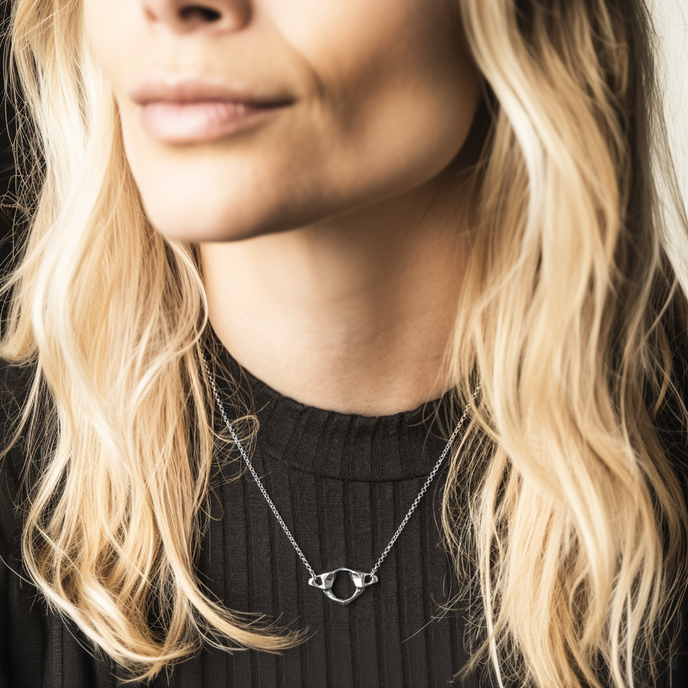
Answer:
[128,73,294,107]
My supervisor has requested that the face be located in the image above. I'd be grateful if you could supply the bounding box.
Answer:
[84,0,482,242]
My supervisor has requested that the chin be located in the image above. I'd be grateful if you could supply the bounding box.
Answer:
[145,205,263,243]
[136,169,349,244]
[133,172,261,242]
[140,188,296,243]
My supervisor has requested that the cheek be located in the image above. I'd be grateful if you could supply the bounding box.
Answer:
[267,0,478,188]
[84,0,139,91]
[292,1,481,201]
[261,0,453,75]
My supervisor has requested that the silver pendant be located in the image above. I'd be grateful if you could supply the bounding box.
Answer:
[308,568,378,605]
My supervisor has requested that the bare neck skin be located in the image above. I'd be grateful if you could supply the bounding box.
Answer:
[201,177,468,417]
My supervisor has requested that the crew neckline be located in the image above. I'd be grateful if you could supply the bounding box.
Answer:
[205,325,459,482]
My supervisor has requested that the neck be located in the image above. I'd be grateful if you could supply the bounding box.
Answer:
[200,181,468,416]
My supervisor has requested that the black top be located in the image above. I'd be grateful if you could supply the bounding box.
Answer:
[0,334,686,688]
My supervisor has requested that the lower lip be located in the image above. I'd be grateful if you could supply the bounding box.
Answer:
[139,101,287,143]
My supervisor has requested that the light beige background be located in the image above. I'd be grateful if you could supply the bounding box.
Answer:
[653,0,688,204]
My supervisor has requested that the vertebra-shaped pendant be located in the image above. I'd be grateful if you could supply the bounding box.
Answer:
[308,568,378,605]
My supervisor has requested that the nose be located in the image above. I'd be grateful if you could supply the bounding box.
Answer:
[142,0,251,34]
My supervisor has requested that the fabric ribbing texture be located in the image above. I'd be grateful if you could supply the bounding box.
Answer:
[190,330,479,687]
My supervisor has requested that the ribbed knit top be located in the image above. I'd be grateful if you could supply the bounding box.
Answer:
[190,331,478,687]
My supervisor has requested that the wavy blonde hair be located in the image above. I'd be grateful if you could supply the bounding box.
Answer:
[1,0,687,685]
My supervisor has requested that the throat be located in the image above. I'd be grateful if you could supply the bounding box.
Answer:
[200,197,466,415]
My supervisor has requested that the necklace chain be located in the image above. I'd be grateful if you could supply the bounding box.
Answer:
[202,353,480,601]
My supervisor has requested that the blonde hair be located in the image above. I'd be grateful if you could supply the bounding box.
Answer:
[1,0,687,686]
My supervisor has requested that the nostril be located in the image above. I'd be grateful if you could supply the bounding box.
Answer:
[179,6,221,22]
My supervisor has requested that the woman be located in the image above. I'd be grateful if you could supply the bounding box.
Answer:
[0,0,686,686]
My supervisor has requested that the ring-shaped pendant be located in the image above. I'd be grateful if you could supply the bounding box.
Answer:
[308,567,378,605]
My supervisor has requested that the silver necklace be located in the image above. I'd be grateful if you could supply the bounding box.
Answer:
[202,354,480,606]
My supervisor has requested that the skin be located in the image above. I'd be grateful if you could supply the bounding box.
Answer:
[84,0,483,415]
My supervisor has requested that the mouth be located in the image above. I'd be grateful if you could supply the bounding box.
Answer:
[129,74,295,144]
